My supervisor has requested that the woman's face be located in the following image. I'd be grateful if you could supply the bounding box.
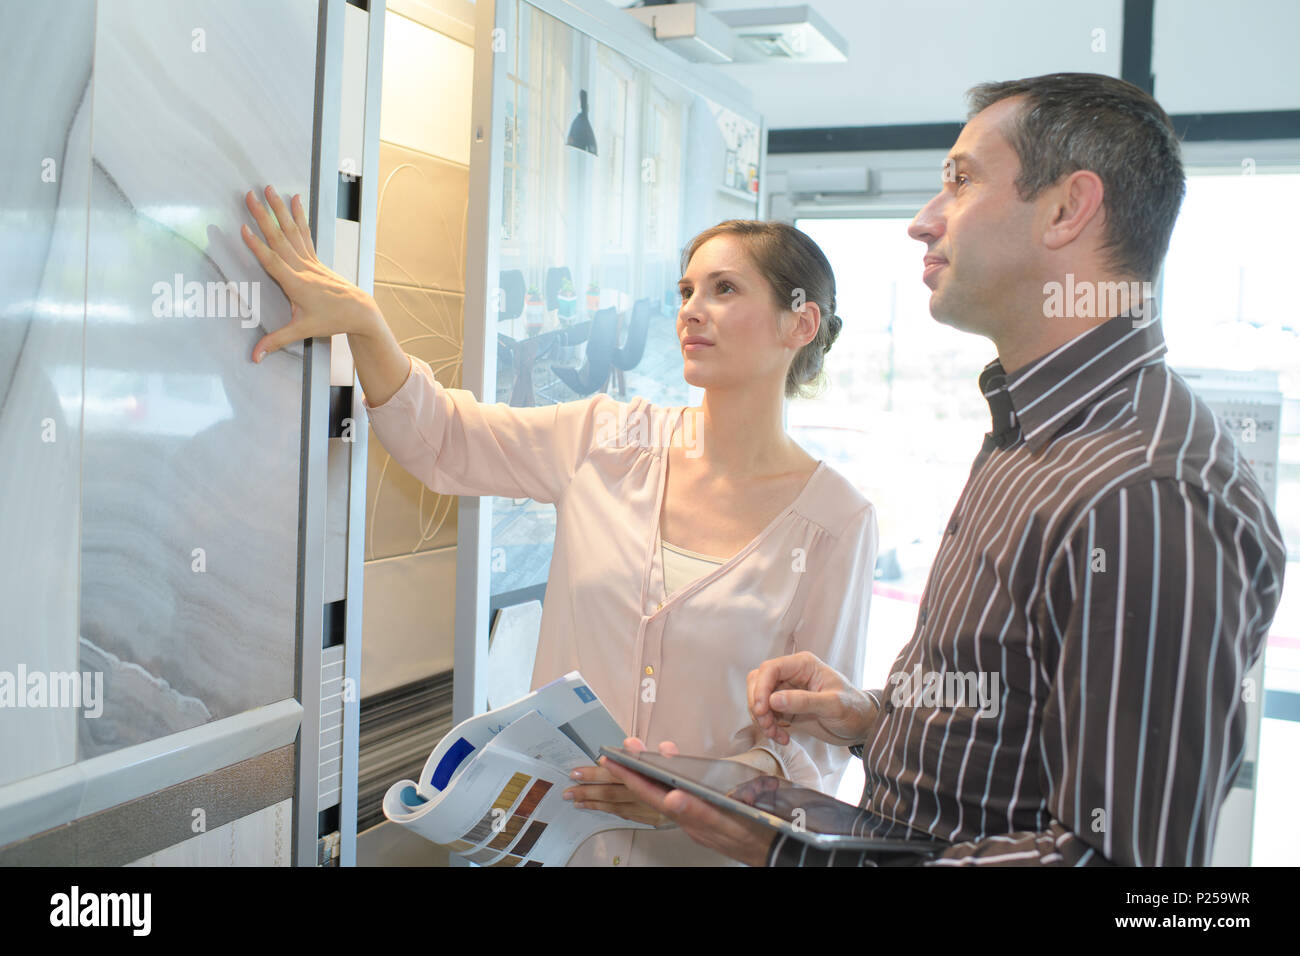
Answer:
[676,235,804,395]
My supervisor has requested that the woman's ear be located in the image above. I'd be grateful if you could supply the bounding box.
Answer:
[788,301,821,350]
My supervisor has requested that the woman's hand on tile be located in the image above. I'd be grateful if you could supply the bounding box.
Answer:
[240,185,380,362]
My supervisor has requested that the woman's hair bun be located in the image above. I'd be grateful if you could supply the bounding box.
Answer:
[822,312,842,354]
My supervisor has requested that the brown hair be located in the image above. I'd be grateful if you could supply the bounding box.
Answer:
[966,73,1185,282]
[681,220,841,399]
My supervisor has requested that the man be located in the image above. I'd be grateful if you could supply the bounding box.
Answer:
[603,73,1287,866]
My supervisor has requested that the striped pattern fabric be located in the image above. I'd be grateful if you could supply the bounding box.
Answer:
[769,312,1286,866]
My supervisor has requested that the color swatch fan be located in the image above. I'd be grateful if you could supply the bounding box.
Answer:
[382,672,652,866]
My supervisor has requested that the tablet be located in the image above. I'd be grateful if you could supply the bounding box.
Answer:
[600,747,948,854]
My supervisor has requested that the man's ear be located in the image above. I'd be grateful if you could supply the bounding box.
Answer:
[1041,169,1105,252]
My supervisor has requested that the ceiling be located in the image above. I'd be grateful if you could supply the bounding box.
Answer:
[604,0,1300,129]
[613,0,1123,127]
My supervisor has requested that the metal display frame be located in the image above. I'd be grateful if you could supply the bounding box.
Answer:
[294,0,384,867]
[293,0,345,868]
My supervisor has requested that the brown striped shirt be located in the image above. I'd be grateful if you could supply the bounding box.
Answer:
[768,311,1287,866]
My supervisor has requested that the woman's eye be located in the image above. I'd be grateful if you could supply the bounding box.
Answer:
[679,287,692,301]
[717,282,733,293]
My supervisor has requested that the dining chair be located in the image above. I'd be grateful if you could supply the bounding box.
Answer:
[551,306,619,397]
[498,269,525,321]
[609,297,655,397]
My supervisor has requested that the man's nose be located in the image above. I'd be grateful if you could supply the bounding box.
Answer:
[908,193,946,244]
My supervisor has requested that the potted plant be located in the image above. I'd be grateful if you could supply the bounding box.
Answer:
[586,281,600,313]
[524,285,544,335]
[557,277,577,320]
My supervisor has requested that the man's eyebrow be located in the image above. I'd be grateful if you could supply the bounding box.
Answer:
[944,152,978,171]
[677,270,740,287]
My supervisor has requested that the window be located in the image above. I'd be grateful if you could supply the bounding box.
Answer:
[485,0,759,602]
[791,215,992,805]
[1160,169,1300,866]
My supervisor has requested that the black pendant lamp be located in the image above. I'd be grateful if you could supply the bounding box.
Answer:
[566,89,597,156]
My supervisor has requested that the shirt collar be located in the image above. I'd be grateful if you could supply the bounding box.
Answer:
[979,312,1168,454]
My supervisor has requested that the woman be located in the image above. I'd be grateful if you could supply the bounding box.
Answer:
[241,186,877,866]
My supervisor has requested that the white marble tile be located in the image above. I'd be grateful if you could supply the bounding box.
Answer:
[487,600,542,710]
[379,11,474,165]
[324,437,351,604]
[339,3,370,181]
[0,0,96,788]
[0,761,87,851]
[331,219,359,385]
[72,698,302,824]
[77,0,319,757]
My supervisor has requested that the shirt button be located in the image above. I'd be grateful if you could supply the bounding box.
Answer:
[918,607,928,627]
[946,515,960,535]
[645,665,654,675]
[612,856,621,866]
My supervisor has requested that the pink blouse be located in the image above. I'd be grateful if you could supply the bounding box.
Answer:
[364,354,878,866]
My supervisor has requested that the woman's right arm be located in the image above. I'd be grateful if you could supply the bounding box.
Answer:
[239,185,601,503]
[363,353,599,503]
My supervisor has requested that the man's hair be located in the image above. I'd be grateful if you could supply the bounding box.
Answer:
[966,73,1186,282]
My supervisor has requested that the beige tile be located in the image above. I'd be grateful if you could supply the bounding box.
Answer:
[374,140,470,292]
[358,817,450,866]
[366,283,463,560]
[361,550,457,697]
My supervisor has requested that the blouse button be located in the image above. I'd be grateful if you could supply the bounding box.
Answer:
[645,665,654,676]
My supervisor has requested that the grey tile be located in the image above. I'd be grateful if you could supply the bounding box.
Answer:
[77,0,318,756]
[0,0,96,788]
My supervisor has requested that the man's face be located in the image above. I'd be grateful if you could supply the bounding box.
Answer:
[907,96,1043,338]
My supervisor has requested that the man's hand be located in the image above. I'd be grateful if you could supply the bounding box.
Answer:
[748,651,878,747]
[599,738,775,867]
